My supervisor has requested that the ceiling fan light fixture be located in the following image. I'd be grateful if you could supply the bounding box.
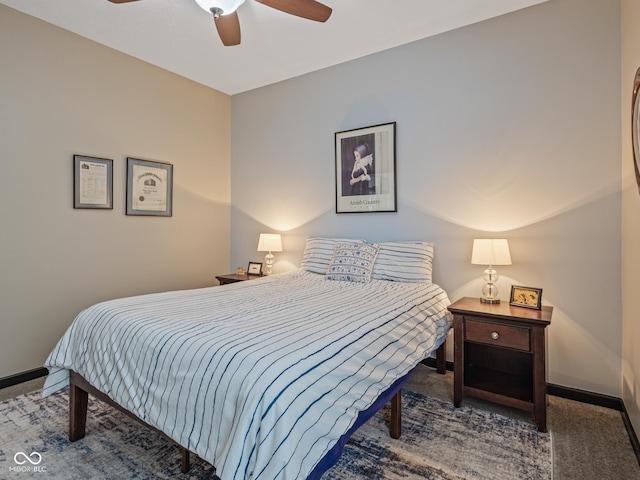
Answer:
[194,0,245,16]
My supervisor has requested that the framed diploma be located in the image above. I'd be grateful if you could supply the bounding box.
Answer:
[126,157,173,217]
[73,155,113,209]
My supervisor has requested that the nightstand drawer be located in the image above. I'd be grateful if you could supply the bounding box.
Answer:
[465,319,530,351]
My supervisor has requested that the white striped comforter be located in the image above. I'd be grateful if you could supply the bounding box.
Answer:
[43,270,451,480]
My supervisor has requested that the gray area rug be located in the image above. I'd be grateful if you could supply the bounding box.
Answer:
[0,388,551,479]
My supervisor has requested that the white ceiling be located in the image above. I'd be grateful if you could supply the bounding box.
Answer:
[1,0,547,95]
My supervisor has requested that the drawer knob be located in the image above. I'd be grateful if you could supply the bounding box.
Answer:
[491,331,500,340]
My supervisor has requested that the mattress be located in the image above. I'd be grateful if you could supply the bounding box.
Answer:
[43,269,451,479]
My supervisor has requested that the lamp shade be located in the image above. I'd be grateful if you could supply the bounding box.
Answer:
[471,239,512,266]
[257,233,282,252]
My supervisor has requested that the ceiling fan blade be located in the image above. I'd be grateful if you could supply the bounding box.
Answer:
[214,11,241,46]
[256,0,332,22]
[107,0,140,3]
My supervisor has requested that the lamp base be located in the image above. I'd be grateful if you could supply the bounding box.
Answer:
[264,252,275,276]
[480,267,500,304]
[480,298,501,304]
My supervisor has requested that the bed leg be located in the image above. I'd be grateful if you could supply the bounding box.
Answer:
[181,448,190,473]
[436,339,446,375]
[69,381,88,442]
[390,389,401,439]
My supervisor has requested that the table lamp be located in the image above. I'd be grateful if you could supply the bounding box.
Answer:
[471,239,512,304]
[257,233,282,275]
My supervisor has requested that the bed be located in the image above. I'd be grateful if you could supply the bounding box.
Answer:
[42,239,452,479]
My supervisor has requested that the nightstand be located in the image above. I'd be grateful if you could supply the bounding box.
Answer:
[448,297,552,432]
[215,273,263,285]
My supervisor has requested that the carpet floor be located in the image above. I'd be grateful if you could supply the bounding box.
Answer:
[0,384,551,479]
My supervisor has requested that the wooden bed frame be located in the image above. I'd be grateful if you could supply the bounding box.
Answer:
[68,341,446,474]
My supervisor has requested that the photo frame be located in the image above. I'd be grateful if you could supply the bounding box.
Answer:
[126,158,173,217]
[73,155,113,209]
[335,122,397,214]
[509,285,543,310]
[247,262,263,275]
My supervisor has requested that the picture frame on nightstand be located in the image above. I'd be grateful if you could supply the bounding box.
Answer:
[247,262,262,275]
[509,285,543,310]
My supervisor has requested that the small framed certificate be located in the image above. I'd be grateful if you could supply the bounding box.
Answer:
[126,158,173,217]
[74,155,113,209]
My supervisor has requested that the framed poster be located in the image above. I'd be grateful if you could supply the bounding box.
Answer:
[126,158,173,217]
[73,155,113,209]
[335,122,397,214]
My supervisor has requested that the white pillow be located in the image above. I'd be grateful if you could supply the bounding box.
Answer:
[300,237,364,274]
[326,242,379,283]
[371,241,434,283]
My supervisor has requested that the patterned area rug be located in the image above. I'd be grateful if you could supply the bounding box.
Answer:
[0,388,551,479]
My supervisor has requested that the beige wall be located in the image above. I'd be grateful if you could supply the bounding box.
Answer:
[621,0,640,441]
[231,0,623,397]
[0,5,231,378]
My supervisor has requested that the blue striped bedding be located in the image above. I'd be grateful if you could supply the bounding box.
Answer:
[43,270,451,479]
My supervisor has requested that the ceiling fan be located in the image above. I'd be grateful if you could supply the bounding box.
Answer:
[108,0,332,47]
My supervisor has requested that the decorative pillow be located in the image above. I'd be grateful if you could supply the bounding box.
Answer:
[371,241,434,283]
[326,242,379,283]
[300,237,364,274]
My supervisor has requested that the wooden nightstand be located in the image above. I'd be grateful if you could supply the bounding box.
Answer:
[448,297,552,432]
[215,273,263,285]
